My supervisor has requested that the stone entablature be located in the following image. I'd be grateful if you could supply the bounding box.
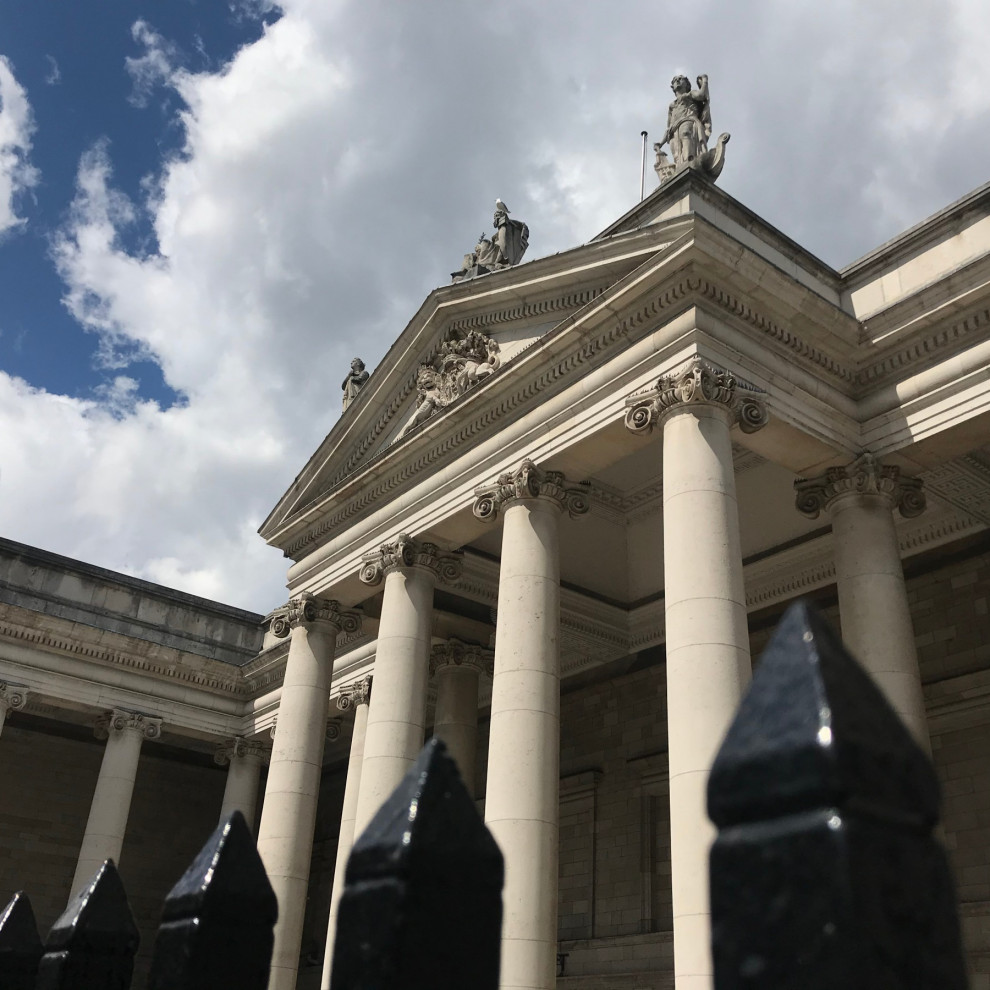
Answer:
[0,537,263,665]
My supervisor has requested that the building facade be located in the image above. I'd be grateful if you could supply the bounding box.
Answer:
[3,171,990,990]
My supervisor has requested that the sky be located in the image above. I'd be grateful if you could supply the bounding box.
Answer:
[1,0,989,613]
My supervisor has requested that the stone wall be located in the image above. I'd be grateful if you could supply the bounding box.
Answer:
[0,719,226,985]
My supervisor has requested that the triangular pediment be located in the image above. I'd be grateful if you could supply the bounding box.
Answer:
[259,176,859,559]
[259,222,691,546]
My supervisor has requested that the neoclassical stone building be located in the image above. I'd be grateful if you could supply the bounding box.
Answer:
[3,170,990,990]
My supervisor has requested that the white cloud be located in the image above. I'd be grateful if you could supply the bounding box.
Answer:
[125,20,181,107]
[44,55,61,86]
[3,0,990,612]
[0,56,39,237]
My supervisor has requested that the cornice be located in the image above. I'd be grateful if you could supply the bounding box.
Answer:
[0,613,247,696]
[858,306,990,390]
[446,286,607,335]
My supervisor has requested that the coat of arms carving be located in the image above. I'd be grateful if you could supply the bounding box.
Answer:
[398,329,501,438]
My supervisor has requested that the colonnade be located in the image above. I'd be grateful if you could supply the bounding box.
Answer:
[24,357,929,990]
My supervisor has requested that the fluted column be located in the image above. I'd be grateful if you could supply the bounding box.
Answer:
[474,459,590,990]
[626,357,768,990]
[70,709,162,899]
[321,676,373,990]
[352,535,462,834]
[257,593,360,990]
[795,452,929,745]
[0,682,28,737]
[430,638,494,790]
[214,737,270,830]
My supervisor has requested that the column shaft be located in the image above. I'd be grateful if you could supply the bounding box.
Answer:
[353,567,435,833]
[831,495,928,744]
[432,644,489,789]
[321,690,371,990]
[663,404,751,990]
[258,604,343,990]
[795,454,929,748]
[219,749,265,830]
[486,498,562,990]
[70,715,154,899]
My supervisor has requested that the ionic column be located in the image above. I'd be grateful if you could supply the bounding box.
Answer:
[214,737,270,830]
[352,535,462,833]
[430,638,494,789]
[70,709,162,899]
[257,594,360,990]
[626,358,768,990]
[795,452,929,745]
[0,682,28,736]
[321,675,372,990]
[474,459,590,990]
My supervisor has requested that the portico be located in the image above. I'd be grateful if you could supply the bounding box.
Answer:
[250,165,990,990]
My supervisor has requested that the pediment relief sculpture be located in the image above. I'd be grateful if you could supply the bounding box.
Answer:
[397,329,501,439]
[654,73,729,185]
[452,199,530,283]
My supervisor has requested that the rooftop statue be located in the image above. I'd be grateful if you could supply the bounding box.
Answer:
[341,357,369,410]
[452,200,530,283]
[654,74,730,185]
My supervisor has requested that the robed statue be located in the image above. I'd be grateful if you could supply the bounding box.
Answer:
[452,200,530,283]
[654,74,729,185]
[341,357,369,410]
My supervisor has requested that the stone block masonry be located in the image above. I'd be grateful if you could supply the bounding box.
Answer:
[0,720,225,986]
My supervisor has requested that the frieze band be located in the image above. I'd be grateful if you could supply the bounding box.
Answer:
[794,453,926,519]
[624,357,769,435]
[473,458,591,521]
[268,594,362,639]
[95,708,162,741]
[359,534,463,586]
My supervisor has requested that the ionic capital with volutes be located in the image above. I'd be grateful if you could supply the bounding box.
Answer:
[0,682,29,715]
[358,534,463,587]
[268,594,362,639]
[214,736,271,767]
[794,453,926,520]
[430,638,495,678]
[336,675,373,712]
[624,357,769,435]
[95,708,162,742]
[473,458,591,521]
